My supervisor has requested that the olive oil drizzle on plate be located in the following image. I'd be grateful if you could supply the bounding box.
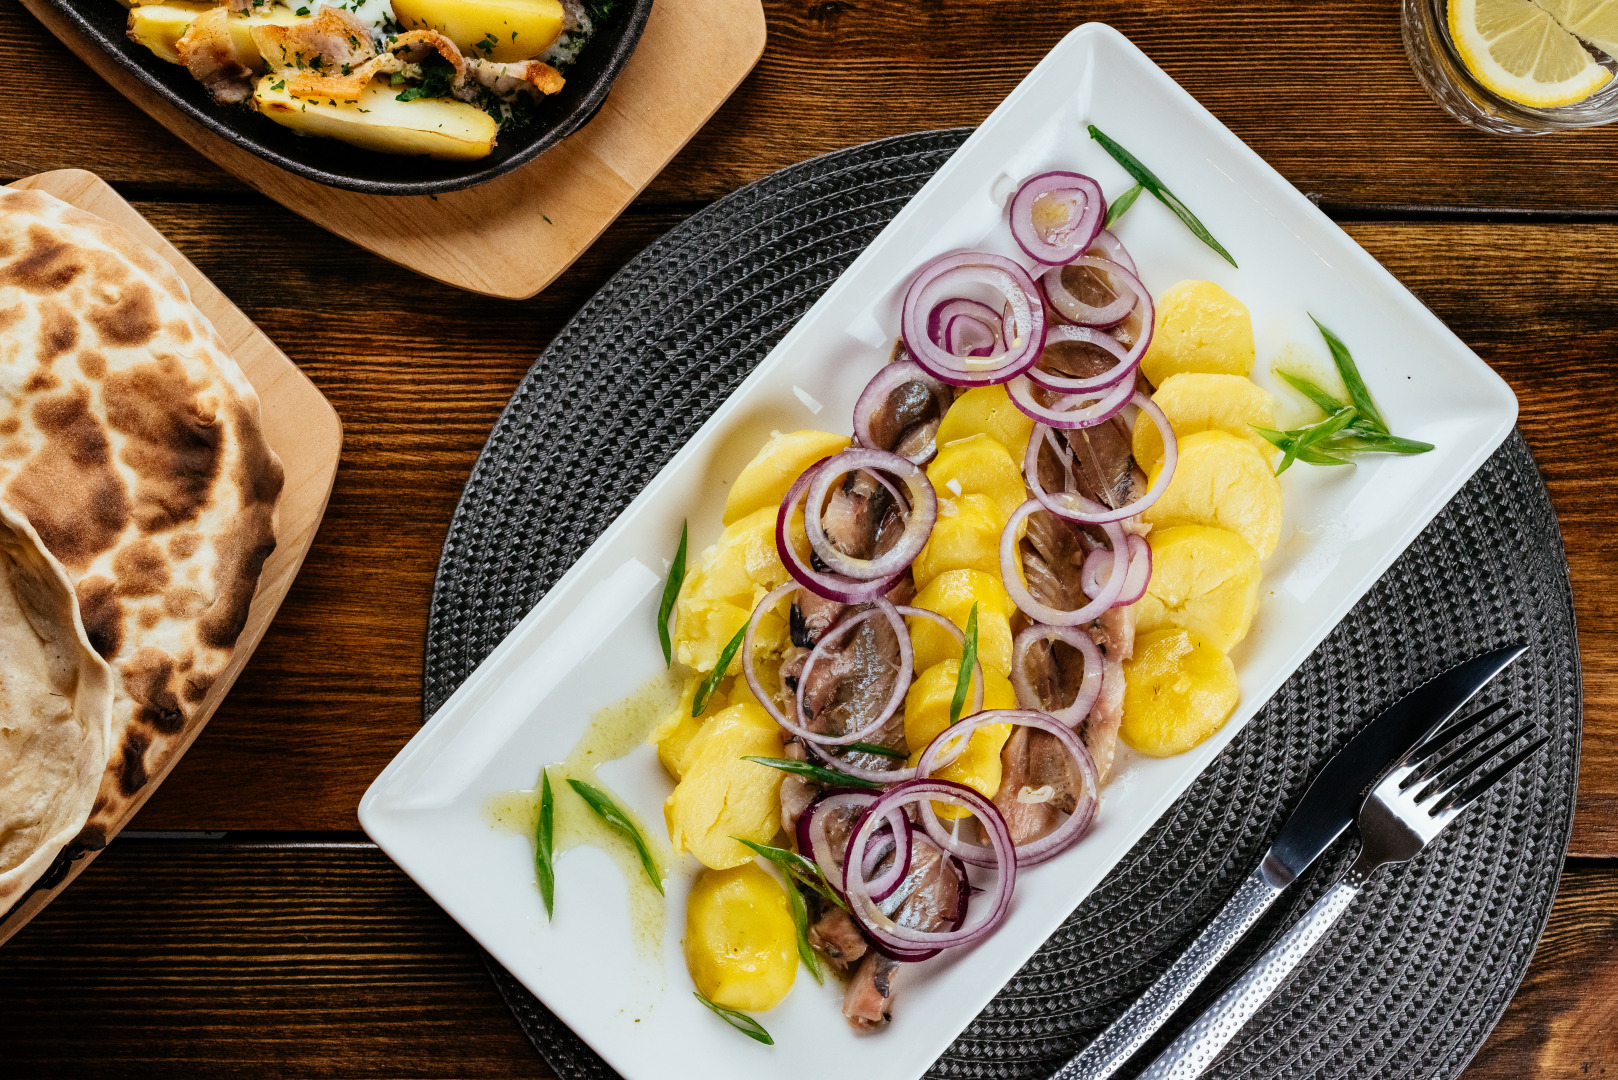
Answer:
[487,672,680,956]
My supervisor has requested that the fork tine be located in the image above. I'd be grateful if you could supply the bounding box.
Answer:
[1400,699,1509,785]
[1409,708,1529,801]
[1430,733,1549,816]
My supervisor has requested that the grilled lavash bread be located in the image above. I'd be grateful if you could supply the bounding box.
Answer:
[0,500,114,917]
[0,186,284,853]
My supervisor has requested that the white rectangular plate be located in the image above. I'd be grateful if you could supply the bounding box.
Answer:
[361,23,1517,1080]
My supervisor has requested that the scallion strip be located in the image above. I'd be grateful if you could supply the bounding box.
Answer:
[846,741,907,759]
[692,623,746,717]
[741,756,885,790]
[733,837,849,912]
[950,602,980,726]
[535,770,556,919]
[657,521,688,666]
[1310,316,1388,433]
[565,779,663,895]
[1104,183,1143,228]
[1088,125,1236,267]
[693,992,773,1044]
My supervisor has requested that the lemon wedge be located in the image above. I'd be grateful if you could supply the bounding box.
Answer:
[1449,0,1612,106]
[1534,0,1618,59]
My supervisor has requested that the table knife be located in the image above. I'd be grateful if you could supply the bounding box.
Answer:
[1048,643,1527,1080]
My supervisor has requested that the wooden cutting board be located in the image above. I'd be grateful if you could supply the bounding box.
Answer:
[0,169,343,946]
[19,0,767,299]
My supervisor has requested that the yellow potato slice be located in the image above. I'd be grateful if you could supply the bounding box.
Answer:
[127,2,214,63]
[1140,280,1255,386]
[907,568,1016,676]
[927,433,1026,522]
[254,77,497,160]
[1133,372,1277,471]
[648,674,731,781]
[686,863,797,1011]
[1143,430,1282,559]
[903,660,1016,815]
[935,384,1035,462]
[392,0,565,63]
[912,493,1007,591]
[672,506,794,674]
[1134,526,1261,653]
[664,702,784,870]
[1120,628,1240,757]
[722,429,851,526]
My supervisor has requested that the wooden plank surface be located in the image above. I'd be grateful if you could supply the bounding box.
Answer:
[0,840,1609,1078]
[10,0,1618,211]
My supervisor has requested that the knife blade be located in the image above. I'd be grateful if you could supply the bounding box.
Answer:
[1050,642,1527,1080]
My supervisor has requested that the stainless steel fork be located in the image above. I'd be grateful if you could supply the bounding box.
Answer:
[1134,700,1548,1080]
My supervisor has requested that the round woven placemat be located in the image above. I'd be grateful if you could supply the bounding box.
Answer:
[423,130,1580,1080]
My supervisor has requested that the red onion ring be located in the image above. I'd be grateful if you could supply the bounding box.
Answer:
[1006,371,1135,430]
[1000,498,1127,626]
[901,252,1045,387]
[1021,394,1179,525]
[776,464,903,603]
[802,448,937,582]
[1024,325,1140,395]
[741,581,807,732]
[929,298,1000,349]
[1010,625,1104,725]
[1081,533,1152,605]
[1086,229,1136,274]
[788,600,912,746]
[1008,172,1104,265]
[852,359,951,465]
[844,779,1016,951]
[915,710,1098,867]
[1042,257,1150,331]
[797,790,879,888]
[946,313,999,357]
[846,808,914,903]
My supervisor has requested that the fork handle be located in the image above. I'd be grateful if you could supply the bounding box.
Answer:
[1135,878,1362,1080]
[1050,864,1287,1080]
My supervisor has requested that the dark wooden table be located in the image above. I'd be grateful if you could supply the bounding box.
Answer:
[2,2,1614,1075]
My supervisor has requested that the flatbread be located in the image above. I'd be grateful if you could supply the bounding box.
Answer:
[0,501,114,916]
[0,186,284,849]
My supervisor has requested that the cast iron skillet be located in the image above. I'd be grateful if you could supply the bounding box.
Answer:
[42,0,655,195]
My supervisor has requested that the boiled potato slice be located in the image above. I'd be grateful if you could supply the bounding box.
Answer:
[903,660,1016,814]
[392,0,565,63]
[1143,430,1282,559]
[912,494,1007,591]
[936,384,1035,461]
[648,674,731,781]
[1140,280,1255,386]
[127,2,214,63]
[686,863,797,1011]
[1135,526,1261,653]
[254,77,497,160]
[1120,628,1240,757]
[907,568,1016,676]
[722,429,850,526]
[927,433,1026,522]
[664,702,784,870]
[672,505,796,674]
[1133,373,1277,470]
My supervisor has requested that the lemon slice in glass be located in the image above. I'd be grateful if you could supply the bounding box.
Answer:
[1449,0,1613,106]
[1534,0,1618,58]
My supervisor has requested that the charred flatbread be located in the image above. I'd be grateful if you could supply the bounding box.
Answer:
[0,501,114,916]
[0,186,284,850]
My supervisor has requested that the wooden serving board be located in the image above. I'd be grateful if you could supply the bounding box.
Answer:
[19,0,767,299]
[0,169,343,945]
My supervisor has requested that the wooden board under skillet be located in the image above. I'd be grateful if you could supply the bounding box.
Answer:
[421,132,1580,1080]
[0,169,342,945]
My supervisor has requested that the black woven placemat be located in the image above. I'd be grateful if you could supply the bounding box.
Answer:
[422,130,1580,1080]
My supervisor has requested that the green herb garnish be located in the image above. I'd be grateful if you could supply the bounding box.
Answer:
[535,770,556,919]
[657,520,688,666]
[1256,318,1434,474]
[692,623,746,717]
[565,779,663,894]
[742,756,884,790]
[949,603,979,726]
[1088,125,1236,267]
[733,838,848,912]
[846,741,907,759]
[693,992,773,1044]
[1104,183,1143,228]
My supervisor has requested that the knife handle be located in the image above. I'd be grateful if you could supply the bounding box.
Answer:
[1135,877,1362,1080]
[1050,863,1287,1080]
